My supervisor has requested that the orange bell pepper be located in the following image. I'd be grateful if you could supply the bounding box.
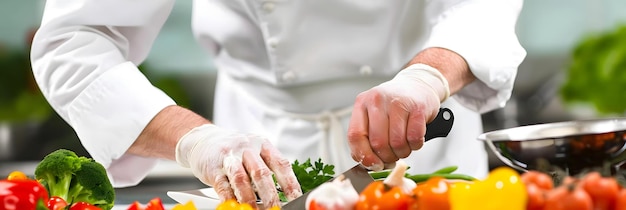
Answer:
[355,180,417,210]
[355,161,418,210]
[412,177,450,210]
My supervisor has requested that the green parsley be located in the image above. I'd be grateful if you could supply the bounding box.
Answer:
[275,158,335,202]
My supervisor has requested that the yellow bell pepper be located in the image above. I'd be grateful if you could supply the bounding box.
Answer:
[449,167,527,210]
[216,199,281,210]
[172,201,198,210]
[216,200,254,210]
[7,171,29,181]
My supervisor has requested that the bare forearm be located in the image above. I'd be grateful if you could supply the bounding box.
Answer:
[127,105,210,160]
[405,47,475,94]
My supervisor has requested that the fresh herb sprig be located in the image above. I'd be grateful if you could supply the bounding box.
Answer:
[274,158,335,202]
[291,158,335,193]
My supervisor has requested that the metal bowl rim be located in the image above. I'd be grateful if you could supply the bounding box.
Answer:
[478,117,626,142]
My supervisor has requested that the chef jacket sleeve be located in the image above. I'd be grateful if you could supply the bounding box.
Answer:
[422,0,527,113]
[30,0,177,187]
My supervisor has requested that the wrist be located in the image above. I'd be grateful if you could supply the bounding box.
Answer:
[395,63,451,102]
[130,105,210,160]
[175,124,220,167]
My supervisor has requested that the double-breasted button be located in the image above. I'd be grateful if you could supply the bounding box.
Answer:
[262,1,275,13]
[359,65,373,76]
[267,38,279,49]
[281,71,296,82]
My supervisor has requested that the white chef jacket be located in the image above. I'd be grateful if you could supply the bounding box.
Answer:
[31,0,526,187]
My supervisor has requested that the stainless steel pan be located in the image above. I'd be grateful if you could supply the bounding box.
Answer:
[478,118,626,175]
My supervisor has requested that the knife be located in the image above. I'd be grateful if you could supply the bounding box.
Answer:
[280,107,455,210]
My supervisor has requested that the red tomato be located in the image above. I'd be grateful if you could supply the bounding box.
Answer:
[145,197,165,210]
[70,202,102,210]
[580,172,619,210]
[544,184,592,210]
[525,183,547,210]
[561,176,579,186]
[521,171,554,190]
[47,196,68,210]
[616,189,626,210]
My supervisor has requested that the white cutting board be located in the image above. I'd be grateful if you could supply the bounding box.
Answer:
[167,188,222,210]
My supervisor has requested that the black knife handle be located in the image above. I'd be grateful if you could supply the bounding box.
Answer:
[424,108,454,141]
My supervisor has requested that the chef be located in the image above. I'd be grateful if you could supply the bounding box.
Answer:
[30,0,526,208]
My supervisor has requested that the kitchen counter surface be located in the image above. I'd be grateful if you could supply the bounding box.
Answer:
[1,160,206,206]
[0,159,193,179]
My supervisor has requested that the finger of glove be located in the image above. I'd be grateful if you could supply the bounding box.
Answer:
[406,104,427,150]
[406,106,427,151]
[347,95,383,171]
[260,141,303,201]
[367,93,398,163]
[223,154,258,208]
[388,98,412,159]
[242,149,281,209]
[213,172,236,202]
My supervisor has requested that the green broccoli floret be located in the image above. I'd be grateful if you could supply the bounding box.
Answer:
[35,149,115,210]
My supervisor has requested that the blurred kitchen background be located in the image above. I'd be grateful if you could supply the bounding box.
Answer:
[1,0,626,205]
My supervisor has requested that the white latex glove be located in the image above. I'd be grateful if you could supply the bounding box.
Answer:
[348,63,450,171]
[175,124,302,209]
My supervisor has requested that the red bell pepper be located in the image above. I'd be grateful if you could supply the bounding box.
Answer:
[126,197,165,210]
[0,175,49,210]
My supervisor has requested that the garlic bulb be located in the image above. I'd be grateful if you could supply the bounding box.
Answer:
[383,160,416,194]
[305,175,359,210]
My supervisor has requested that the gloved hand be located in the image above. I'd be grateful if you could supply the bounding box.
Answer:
[348,63,450,171]
[175,124,302,209]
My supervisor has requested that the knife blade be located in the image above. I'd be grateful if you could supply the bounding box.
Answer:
[281,107,455,210]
